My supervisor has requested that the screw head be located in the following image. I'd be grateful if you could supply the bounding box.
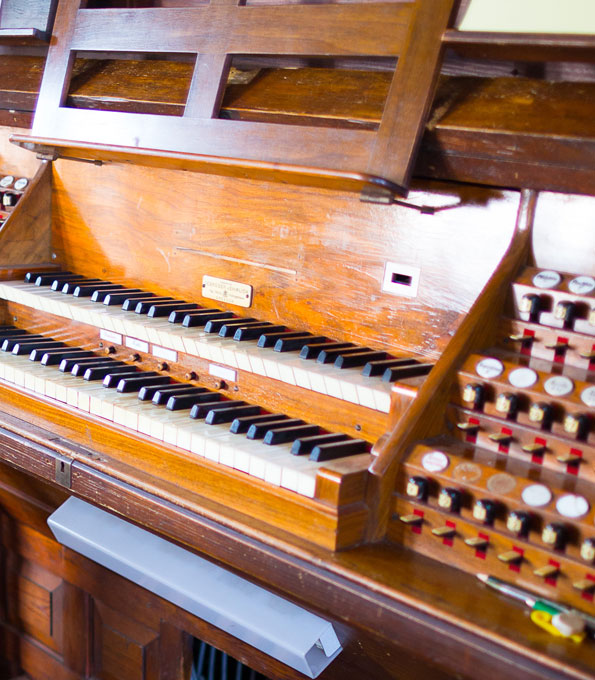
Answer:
[157,362,168,371]
[129,353,141,362]
[185,371,197,381]
[104,346,116,355]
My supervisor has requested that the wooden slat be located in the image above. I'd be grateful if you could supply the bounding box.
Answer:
[28,0,453,194]
[71,5,412,56]
[444,29,595,62]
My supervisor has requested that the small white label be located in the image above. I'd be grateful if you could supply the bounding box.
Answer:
[556,494,589,519]
[476,357,504,379]
[532,270,561,289]
[0,175,13,188]
[521,483,552,508]
[421,450,449,473]
[100,329,123,345]
[508,367,538,389]
[208,364,237,383]
[581,386,595,407]
[202,275,252,308]
[544,375,574,397]
[152,345,177,363]
[569,275,595,295]
[125,336,149,353]
[14,177,28,191]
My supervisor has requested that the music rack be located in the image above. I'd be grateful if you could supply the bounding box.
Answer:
[12,0,454,197]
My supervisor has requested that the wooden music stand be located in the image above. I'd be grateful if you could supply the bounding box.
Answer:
[16,0,454,196]
[0,0,58,44]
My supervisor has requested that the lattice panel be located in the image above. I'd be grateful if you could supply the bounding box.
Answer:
[31,0,454,194]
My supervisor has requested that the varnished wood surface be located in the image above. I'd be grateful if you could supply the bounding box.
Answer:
[4,53,595,193]
[0,161,51,267]
[0,422,594,680]
[47,162,519,357]
[368,191,535,540]
[27,0,453,195]
[444,30,595,63]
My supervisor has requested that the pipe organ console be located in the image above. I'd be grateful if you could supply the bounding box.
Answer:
[0,2,593,680]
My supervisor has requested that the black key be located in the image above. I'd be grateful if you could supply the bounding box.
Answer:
[25,270,61,283]
[138,383,184,401]
[230,413,287,434]
[274,335,326,353]
[73,283,120,298]
[133,297,175,314]
[1,334,44,351]
[62,279,106,295]
[309,439,368,462]
[34,271,73,286]
[190,399,244,420]
[41,349,94,366]
[60,356,117,372]
[167,390,222,411]
[300,342,354,360]
[203,317,252,334]
[257,331,308,349]
[148,385,205,404]
[247,418,302,440]
[122,294,156,311]
[116,374,170,393]
[382,362,433,382]
[217,319,260,337]
[291,433,350,456]
[103,370,144,388]
[181,311,234,328]
[233,324,285,342]
[0,328,32,340]
[153,386,208,406]
[168,306,204,324]
[362,357,418,377]
[50,275,88,291]
[263,423,319,446]
[12,340,65,355]
[317,346,368,365]
[0,325,18,331]
[190,395,254,420]
[334,350,387,369]
[205,404,260,425]
[102,290,145,306]
[83,363,132,381]
[148,302,197,318]
[90,286,128,302]
[72,360,126,377]
[32,347,91,362]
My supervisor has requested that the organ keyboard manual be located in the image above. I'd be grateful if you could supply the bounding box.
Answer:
[0,1,593,680]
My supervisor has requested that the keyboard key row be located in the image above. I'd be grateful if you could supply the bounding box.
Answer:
[0,327,370,496]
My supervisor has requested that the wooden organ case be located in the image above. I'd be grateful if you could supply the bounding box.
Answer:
[0,1,593,680]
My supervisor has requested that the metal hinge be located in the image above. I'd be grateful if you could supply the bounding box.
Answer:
[359,186,436,214]
[55,455,72,489]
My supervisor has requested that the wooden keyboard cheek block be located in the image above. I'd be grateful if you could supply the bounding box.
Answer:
[0,380,371,551]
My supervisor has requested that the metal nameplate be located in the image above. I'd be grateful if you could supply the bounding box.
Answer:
[202,275,253,308]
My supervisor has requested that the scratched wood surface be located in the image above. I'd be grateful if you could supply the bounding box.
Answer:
[4,53,595,193]
[50,161,520,358]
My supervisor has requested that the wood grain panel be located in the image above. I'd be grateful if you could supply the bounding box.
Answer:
[50,164,520,357]
[0,161,52,267]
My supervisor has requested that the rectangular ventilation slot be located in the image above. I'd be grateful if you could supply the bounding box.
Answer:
[392,273,413,287]
[382,262,420,299]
